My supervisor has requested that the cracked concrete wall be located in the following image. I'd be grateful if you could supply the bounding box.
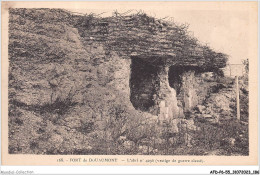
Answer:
[154,66,184,120]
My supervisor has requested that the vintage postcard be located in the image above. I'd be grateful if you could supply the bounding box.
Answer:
[1,1,258,165]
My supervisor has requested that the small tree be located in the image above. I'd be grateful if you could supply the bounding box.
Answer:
[242,59,249,74]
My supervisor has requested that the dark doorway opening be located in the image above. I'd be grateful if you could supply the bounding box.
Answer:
[168,66,184,95]
[129,58,159,111]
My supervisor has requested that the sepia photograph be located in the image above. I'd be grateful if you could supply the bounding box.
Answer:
[1,1,258,166]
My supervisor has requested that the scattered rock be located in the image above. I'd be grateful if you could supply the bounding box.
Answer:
[138,145,154,154]
[229,138,236,146]
[169,137,175,145]
[195,105,206,113]
[118,136,127,143]
[221,138,236,147]
[169,119,179,133]
[154,138,164,145]
[123,140,135,150]
[180,119,197,131]
[86,146,93,150]
[184,133,192,147]
[202,114,212,118]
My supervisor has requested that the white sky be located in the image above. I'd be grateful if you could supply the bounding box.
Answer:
[66,2,256,65]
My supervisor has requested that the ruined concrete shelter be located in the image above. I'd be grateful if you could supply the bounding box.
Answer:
[79,11,229,120]
[9,8,228,122]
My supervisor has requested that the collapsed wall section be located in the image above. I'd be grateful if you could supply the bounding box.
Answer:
[130,60,212,119]
[179,71,212,113]
[130,58,183,119]
[168,68,212,114]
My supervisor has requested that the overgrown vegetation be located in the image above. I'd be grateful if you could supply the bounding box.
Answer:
[8,8,247,156]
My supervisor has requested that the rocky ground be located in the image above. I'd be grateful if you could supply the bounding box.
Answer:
[9,71,249,155]
[187,75,249,156]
